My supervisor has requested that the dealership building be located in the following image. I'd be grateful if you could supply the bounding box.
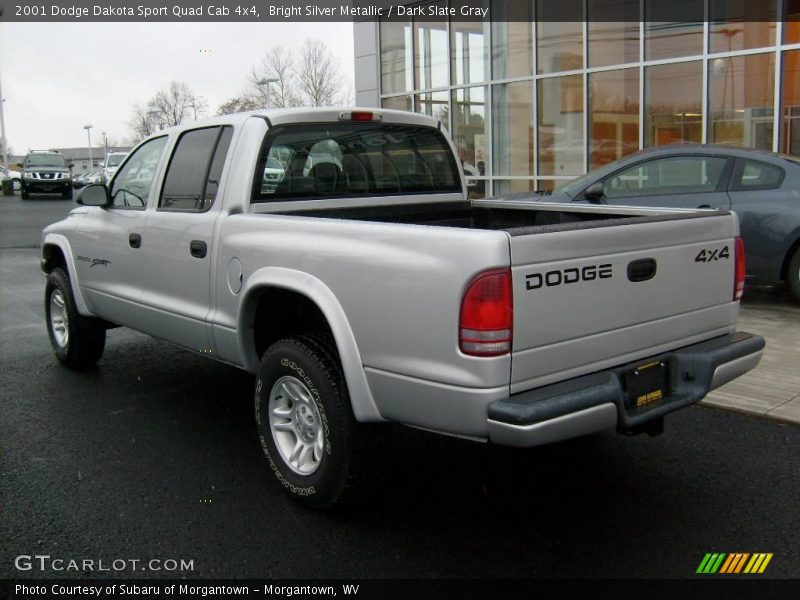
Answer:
[353,0,800,196]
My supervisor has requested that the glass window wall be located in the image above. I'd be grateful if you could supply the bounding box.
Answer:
[380,19,413,95]
[709,0,777,53]
[708,53,775,150]
[588,0,640,67]
[538,75,584,176]
[588,68,640,169]
[645,0,704,60]
[781,50,800,156]
[491,1,533,79]
[451,6,489,85]
[536,0,583,74]
[645,62,703,146]
[451,86,488,179]
[414,2,448,90]
[493,82,534,177]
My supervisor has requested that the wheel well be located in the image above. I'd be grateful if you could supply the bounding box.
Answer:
[780,237,800,281]
[42,244,67,274]
[251,287,334,360]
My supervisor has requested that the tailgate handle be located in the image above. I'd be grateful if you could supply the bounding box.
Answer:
[627,258,657,282]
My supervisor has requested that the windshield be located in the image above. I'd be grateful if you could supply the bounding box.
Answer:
[25,154,66,168]
[107,154,126,167]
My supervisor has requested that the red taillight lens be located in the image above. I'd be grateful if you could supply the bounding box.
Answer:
[350,111,374,121]
[459,269,513,357]
[734,236,746,301]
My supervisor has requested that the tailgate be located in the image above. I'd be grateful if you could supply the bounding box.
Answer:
[509,212,740,393]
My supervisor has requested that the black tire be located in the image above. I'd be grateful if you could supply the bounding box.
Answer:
[11,179,21,192]
[788,248,800,302]
[20,187,29,200]
[254,334,362,509]
[62,188,73,200]
[45,268,106,369]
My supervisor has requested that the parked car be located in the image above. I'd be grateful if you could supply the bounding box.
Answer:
[1,166,22,192]
[102,152,128,184]
[71,173,89,189]
[42,109,763,508]
[83,169,104,186]
[529,145,800,301]
[18,150,73,199]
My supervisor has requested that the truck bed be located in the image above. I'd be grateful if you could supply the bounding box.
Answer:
[272,199,719,235]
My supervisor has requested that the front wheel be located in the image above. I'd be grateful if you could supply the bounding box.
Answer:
[20,187,29,200]
[45,268,106,369]
[62,188,73,200]
[12,179,21,192]
[787,248,800,302]
[254,334,361,509]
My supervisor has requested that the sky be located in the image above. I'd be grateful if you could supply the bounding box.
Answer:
[0,22,356,153]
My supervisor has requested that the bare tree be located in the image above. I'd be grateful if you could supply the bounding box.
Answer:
[128,81,207,141]
[128,104,159,142]
[216,95,261,115]
[249,47,302,108]
[295,39,345,107]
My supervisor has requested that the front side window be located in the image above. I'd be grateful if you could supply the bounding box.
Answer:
[603,155,729,199]
[253,123,461,202]
[160,126,233,212]
[110,136,168,208]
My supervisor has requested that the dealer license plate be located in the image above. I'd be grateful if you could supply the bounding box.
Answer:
[623,360,668,409]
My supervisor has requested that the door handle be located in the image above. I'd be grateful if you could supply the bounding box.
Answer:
[129,233,142,248]
[190,240,207,258]
[697,204,712,209]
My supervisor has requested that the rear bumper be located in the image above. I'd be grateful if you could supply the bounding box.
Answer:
[487,332,765,447]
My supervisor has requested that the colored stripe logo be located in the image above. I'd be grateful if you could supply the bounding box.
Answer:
[696,553,773,574]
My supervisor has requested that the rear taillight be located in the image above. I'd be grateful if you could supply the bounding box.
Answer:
[734,236,746,301]
[459,269,513,357]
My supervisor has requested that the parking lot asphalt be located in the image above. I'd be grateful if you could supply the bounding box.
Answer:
[1,195,799,579]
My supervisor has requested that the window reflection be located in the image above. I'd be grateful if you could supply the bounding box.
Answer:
[382,95,413,112]
[451,86,488,183]
[491,1,533,79]
[709,0,777,52]
[709,53,774,150]
[380,19,413,95]
[494,179,536,196]
[645,62,703,146]
[589,68,640,169]
[536,0,583,74]
[416,91,449,128]
[645,0,703,60]
[451,4,489,85]
[415,2,448,90]
[781,50,800,156]
[588,0,640,68]
[538,75,584,176]
[786,0,800,43]
[493,82,534,177]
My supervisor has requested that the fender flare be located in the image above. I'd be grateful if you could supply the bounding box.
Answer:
[41,233,93,316]
[237,267,383,423]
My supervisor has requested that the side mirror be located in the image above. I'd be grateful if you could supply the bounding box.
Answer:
[16,163,24,169]
[77,184,110,207]
[584,181,605,202]
[69,163,74,169]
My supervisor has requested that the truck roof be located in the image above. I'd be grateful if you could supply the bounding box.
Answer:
[146,107,442,138]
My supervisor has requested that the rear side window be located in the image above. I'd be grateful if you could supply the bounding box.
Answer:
[253,123,461,202]
[732,159,784,191]
[160,126,233,212]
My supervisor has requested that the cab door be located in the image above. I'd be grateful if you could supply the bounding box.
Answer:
[73,136,169,325]
[135,126,234,352]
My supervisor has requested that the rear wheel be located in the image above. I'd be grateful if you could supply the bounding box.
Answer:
[787,248,800,302]
[45,268,106,369]
[254,334,363,509]
[11,179,21,192]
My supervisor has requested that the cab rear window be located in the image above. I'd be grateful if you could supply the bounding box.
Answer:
[252,123,461,202]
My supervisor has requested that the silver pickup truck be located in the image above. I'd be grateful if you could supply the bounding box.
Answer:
[42,108,765,508]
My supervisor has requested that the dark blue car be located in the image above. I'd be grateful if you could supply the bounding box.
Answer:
[535,145,800,301]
